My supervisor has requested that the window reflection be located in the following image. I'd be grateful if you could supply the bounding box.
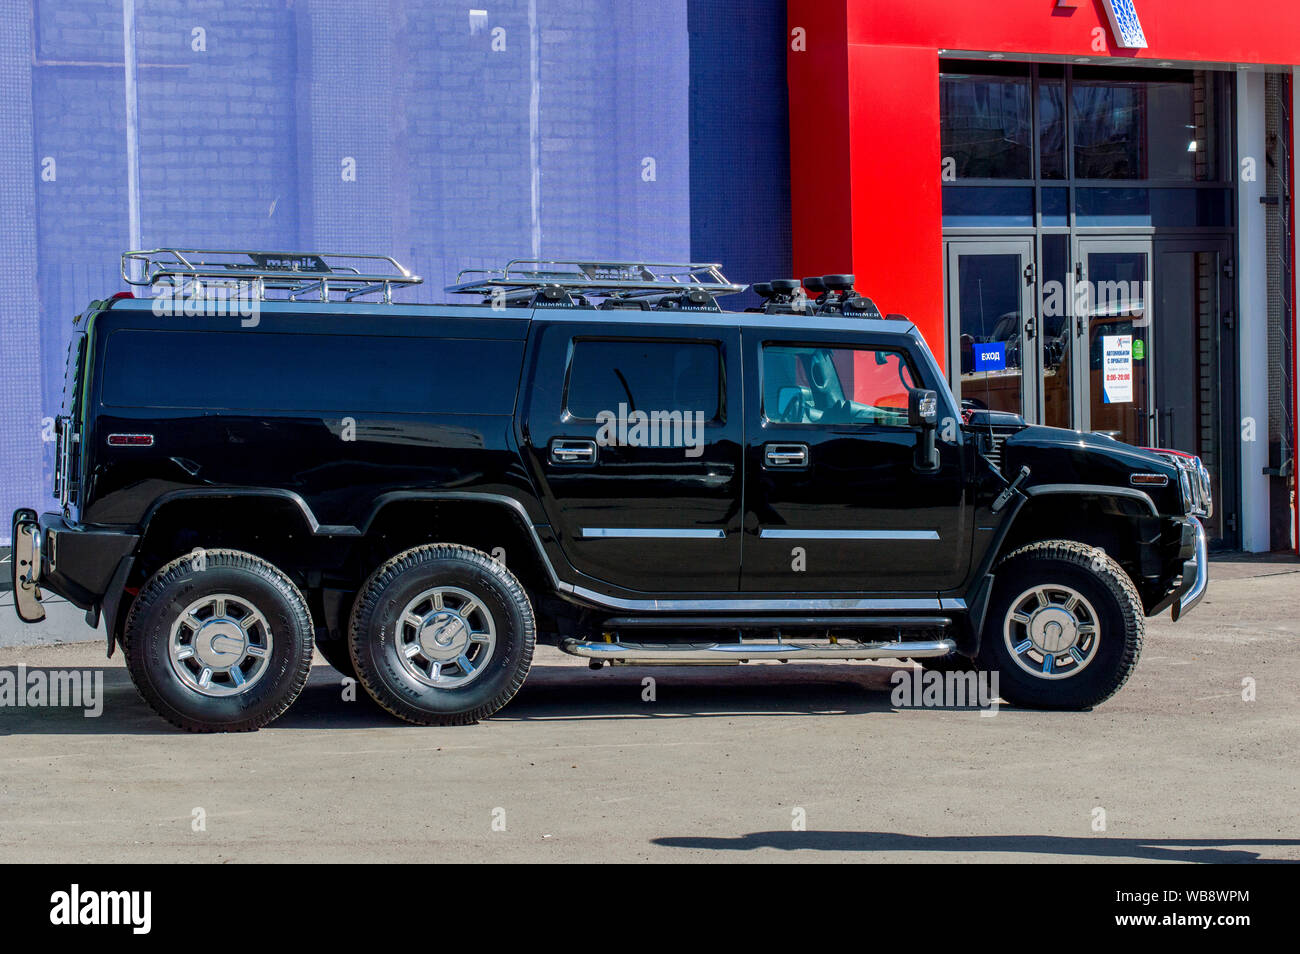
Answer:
[956,252,1024,416]
[1072,68,1217,181]
[1040,235,1072,429]
[940,65,1032,180]
[1038,78,1065,179]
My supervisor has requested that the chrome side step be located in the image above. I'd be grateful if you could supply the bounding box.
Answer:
[598,615,952,630]
[560,637,957,665]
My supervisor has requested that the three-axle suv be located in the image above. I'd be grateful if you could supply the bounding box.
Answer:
[11,249,1210,731]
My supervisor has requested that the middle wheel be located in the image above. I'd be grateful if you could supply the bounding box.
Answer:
[348,544,536,725]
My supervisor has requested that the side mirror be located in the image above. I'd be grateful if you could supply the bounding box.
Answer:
[907,388,940,472]
[908,388,939,429]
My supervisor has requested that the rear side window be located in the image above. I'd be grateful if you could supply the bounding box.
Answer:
[101,330,523,414]
[565,339,721,420]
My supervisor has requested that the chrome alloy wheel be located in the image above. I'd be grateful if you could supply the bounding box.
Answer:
[395,586,497,689]
[1002,584,1100,680]
[168,593,274,697]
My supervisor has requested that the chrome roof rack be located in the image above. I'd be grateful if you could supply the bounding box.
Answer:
[446,259,746,307]
[122,248,423,303]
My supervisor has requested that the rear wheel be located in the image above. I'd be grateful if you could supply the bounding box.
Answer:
[978,540,1143,709]
[123,550,315,731]
[349,544,535,725]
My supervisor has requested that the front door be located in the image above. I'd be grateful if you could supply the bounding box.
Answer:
[740,331,970,594]
[1074,238,1155,445]
[945,237,1037,418]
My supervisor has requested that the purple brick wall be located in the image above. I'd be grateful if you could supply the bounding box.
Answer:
[4,0,694,541]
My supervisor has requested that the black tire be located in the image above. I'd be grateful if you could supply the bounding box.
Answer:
[349,544,535,726]
[315,630,357,680]
[123,549,315,732]
[977,540,1143,709]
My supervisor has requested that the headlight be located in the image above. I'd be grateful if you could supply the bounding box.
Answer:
[1177,466,1194,513]
[1196,457,1214,518]
[1153,451,1212,518]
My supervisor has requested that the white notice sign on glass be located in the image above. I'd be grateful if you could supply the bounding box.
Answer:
[1102,334,1133,404]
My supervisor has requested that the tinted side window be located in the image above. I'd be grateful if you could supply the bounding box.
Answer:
[565,339,720,419]
[762,344,918,427]
[101,330,523,414]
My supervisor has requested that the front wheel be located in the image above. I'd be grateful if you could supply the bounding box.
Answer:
[978,540,1143,709]
[349,544,535,726]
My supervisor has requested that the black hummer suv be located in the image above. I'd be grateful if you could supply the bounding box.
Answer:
[11,249,1210,731]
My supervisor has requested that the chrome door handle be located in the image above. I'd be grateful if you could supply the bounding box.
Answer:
[764,443,809,468]
[550,438,597,464]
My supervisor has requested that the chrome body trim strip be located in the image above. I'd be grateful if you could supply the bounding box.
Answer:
[564,584,945,613]
[759,528,940,541]
[561,637,958,663]
[580,527,726,539]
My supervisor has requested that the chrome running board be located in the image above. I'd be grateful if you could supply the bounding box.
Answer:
[560,637,956,665]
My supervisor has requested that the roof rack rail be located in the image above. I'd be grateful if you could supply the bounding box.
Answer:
[121,248,423,304]
[445,259,746,308]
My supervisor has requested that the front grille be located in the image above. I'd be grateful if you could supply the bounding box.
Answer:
[985,432,1008,470]
[977,427,1021,472]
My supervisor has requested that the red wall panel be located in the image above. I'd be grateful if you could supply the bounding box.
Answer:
[786,0,853,284]
[845,0,1300,66]
[845,43,944,359]
[787,0,1300,372]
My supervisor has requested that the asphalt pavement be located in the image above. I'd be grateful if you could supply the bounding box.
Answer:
[1,554,1297,863]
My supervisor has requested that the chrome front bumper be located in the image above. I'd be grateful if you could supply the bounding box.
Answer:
[10,508,46,623]
[1171,516,1207,622]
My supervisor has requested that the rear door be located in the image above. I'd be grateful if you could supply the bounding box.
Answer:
[519,319,744,593]
[740,330,970,593]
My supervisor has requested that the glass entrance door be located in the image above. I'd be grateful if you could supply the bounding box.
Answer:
[945,238,1037,416]
[1075,239,1154,445]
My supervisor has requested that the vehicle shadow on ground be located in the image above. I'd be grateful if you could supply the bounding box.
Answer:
[1,661,1011,733]
[496,662,920,721]
[285,661,1009,725]
[650,830,1300,863]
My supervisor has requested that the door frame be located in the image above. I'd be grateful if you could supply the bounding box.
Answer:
[1072,235,1156,441]
[1151,234,1239,548]
[944,236,1039,420]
